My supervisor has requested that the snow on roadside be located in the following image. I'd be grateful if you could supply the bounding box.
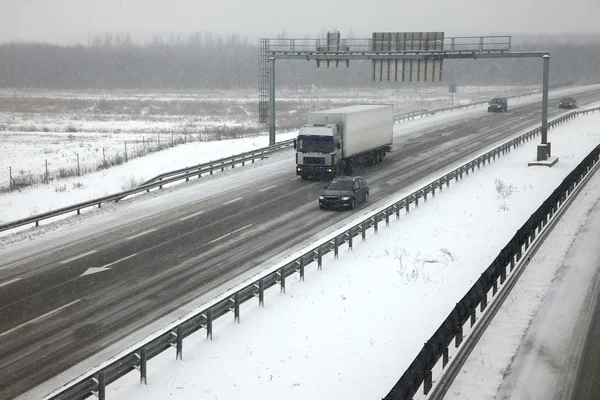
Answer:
[44,114,600,400]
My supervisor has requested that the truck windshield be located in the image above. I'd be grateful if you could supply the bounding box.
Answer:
[297,135,334,153]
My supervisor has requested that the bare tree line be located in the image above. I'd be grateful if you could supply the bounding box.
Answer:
[0,32,599,89]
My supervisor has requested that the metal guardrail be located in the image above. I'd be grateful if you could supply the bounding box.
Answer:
[1,84,574,234]
[43,107,600,400]
[393,82,573,123]
[140,140,295,186]
[385,111,600,400]
[0,140,295,234]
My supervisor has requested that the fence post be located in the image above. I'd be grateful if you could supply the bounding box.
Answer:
[103,148,106,166]
[125,141,128,162]
[9,166,12,190]
[45,159,48,183]
[77,153,80,176]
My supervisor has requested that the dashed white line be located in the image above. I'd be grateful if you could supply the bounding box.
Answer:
[0,299,81,337]
[259,185,277,192]
[60,250,97,264]
[180,210,205,221]
[223,197,242,205]
[210,224,253,244]
[127,228,157,240]
[0,278,21,288]
[103,253,138,268]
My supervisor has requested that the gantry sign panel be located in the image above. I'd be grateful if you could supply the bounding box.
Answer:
[372,32,444,82]
[316,31,350,68]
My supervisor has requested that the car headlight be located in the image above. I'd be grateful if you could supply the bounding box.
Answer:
[319,195,325,200]
[341,196,351,201]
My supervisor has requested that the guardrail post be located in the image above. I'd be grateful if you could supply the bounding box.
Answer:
[415,193,419,207]
[373,217,378,234]
[139,347,147,384]
[500,264,507,284]
[177,325,183,359]
[93,372,106,400]
[316,248,322,270]
[361,222,366,241]
[455,323,463,347]
[443,347,449,367]
[296,259,305,281]
[493,279,498,296]
[405,201,410,214]
[206,309,213,340]
[232,293,240,322]
[385,209,390,226]
[258,279,264,306]
[279,267,286,293]
[455,171,459,182]
[432,182,436,197]
[470,309,476,327]
[516,245,522,262]
[334,237,339,259]
[348,231,353,250]
[424,368,433,394]
[424,188,428,202]
[481,293,488,312]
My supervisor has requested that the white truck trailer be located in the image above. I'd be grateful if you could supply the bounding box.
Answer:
[294,104,393,179]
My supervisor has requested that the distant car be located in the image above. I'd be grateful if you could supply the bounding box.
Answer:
[319,176,369,210]
[488,97,508,112]
[559,97,577,109]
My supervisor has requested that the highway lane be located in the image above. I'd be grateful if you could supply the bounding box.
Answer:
[1,87,599,399]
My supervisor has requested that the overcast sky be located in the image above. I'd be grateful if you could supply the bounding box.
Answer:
[1,0,599,44]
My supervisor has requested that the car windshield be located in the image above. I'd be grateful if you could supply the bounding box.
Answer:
[561,98,574,101]
[326,180,354,190]
[490,98,505,104]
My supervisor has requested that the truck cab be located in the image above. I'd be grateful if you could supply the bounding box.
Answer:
[295,124,343,179]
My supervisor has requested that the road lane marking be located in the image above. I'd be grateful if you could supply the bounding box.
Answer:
[209,224,253,244]
[0,299,81,337]
[259,185,277,192]
[0,278,21,288]
[223,197,242,205]
[127,228,157,240]
[60,250,97,264]
[80,253,138,277]
[180,210,205,221]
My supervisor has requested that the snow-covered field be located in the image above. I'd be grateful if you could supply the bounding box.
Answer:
[7,92,598,399]
[0,85,539,191]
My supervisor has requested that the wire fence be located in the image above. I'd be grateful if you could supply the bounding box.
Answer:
[2,127,258,193]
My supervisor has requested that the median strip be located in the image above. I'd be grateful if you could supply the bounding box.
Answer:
[60,250,97,264]
[0,299,81,337]
[126,228,157,240]
[209,224,253,244]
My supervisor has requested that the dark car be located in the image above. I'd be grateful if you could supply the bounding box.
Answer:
[319,176,369,210]
[559,97,577,109]
[488,97,508,112]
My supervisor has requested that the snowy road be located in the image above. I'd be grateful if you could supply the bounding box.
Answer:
[1,86,598,399]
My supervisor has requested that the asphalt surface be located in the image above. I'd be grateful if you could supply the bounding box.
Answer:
[1,87,599,399]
